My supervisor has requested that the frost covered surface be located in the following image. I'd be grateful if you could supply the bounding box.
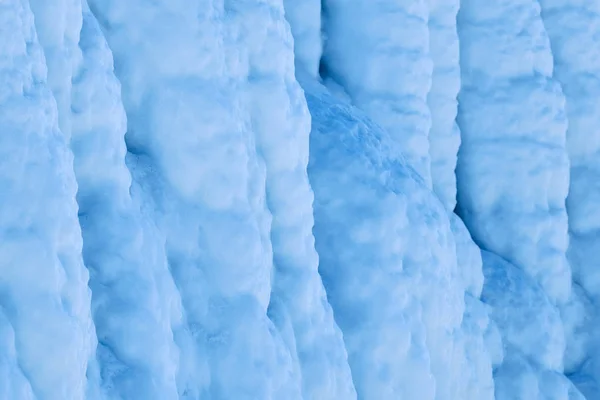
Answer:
[456,0,571,304]
[303,77,492,400]
[321,0,433,185]
[0,0,95,398]
[538,0,600,395]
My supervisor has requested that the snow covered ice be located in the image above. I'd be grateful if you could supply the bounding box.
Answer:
[0,0,599,399]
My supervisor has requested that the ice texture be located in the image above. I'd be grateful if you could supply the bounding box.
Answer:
[2,0,600,399]
[303,76,492,400]
[0,0,95,398]
[426,0,462,211]
[481,251,585,400]
[456,0,571,305]
[321,0,433,185]
[538,0,600,395]
[87,0,353,398]
[283,0,322,77]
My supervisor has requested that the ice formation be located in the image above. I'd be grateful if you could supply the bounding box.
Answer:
[0,0,95,398]
[537,2,600,397]
[1,0,600,399]
[456,0,571,305]
[321,0,433,186]
[426,0,462,211]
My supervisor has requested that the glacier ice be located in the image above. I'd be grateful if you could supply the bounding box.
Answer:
[537,0,600,396]
[320,0,433,186]
[426,0,462,211]
[72,7,182,398]
[1,0,600,399]
[303,76,493,399]
[456,0,571,305]
[0,0,95,398]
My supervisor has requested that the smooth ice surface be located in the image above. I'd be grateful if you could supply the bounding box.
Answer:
[456,0,572,304]
[0,0,95,398]
[321,0,433,185]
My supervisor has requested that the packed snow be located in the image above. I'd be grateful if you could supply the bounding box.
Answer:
[0,0,599,399]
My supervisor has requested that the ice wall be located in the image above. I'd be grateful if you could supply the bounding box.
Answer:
[283,0,321,77]
[456,0,580,397]
[87,0,353,398]
[456,0,571,305]
[71,6,182,398]
[303,76,493,400]
[0,0,95,398]
[538,0,600,395]
[321,0,433,185]
[481,252,585,400]
[426,0,461,211]
[228,2,355,398]
[87,1,296,397]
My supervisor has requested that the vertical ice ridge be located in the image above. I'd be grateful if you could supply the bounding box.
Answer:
[87,1,301,397]
[426,0,461,211]
[302,77,484,399]
[69,4,180,398]
[456,0,571,305]
[320,0,433,185]
[283,0,322,77]
[27,0,82,141]
[456,0,577,397]
[480,251,587,400]
[230,2,355,397]
[0,0,95,398]
[537,0,600,396]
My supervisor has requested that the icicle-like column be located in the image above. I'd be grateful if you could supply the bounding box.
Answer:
[0,0,95,397]
[456,0,571,304]
[538,0,600,396]
[426,0,461,210]
[305,77,472,399]
[87,0,354,396]
[481,252,584,400]
[69,6,181,398]
[230,2,356,398]
[321,0,433,185]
